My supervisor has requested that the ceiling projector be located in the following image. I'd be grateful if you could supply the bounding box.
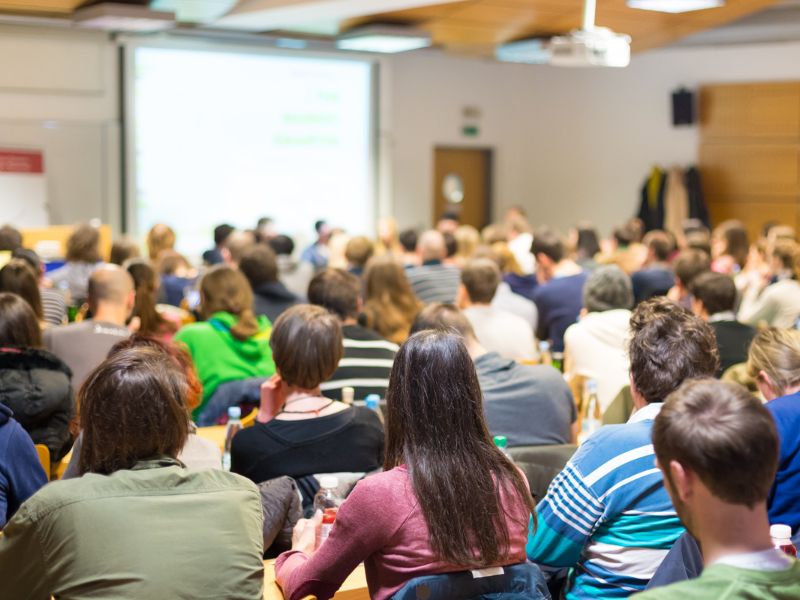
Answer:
[549,27,631,68]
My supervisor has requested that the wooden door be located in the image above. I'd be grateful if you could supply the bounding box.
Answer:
[433,147,492,230]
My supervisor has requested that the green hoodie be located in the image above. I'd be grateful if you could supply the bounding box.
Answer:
[175,311,275,417]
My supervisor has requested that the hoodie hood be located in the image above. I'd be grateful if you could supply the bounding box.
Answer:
[253,280,297,303]
[578,309,632,348]
[208,311,272,360]
[0,402,11,425]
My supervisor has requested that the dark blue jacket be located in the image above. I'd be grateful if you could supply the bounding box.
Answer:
[0,403,47,528]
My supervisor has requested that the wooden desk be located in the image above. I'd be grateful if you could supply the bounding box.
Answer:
[196,425,226,452]
[263,559,369,600]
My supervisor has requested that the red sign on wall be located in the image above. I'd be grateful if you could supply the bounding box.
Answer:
[0,150,44,174]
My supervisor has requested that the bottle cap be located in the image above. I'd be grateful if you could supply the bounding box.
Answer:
[493,435,508,449]
[319,475,339,490]
[771,524,792,540]
[341,387,355,405]
[365,394,380,409]
[322,508,337,524]
[228,406,242,419]
[538,340,550,351]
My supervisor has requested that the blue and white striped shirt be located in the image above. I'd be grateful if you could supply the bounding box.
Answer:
[526,403,683,598]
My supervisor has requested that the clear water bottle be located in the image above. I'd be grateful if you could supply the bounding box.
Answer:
[538,340,552,367]
[493,435,512,460]
[771,524,797,557]
[365,394,384,425]
[341,386,355,405]
[221,406,242,471]
[313,475,343,513]
[579,379,602,444]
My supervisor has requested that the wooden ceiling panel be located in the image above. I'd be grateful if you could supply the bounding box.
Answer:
[0,0,84,13]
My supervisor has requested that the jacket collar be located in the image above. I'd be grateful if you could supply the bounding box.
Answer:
[130,456,184,471]
[628,402,664,424]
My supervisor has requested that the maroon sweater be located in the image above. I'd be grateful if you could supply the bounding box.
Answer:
[275,465,530,600]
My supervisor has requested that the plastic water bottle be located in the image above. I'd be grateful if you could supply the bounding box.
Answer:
[365,394,384,425]
[538,340,552,366]
[493,435,512,460]
[221,406,242,471]
[579,379,602,444]
[314,476,343,549]
[771,524,797,557]
[341,386,355,405]
[319,508,337,547]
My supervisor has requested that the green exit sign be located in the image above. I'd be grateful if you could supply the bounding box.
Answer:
[462,125,479,137]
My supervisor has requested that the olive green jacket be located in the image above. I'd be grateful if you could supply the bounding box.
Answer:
[0,457,264,599]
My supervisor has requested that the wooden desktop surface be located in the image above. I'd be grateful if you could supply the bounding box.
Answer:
[197,425,226,451]
[263,559,369,600]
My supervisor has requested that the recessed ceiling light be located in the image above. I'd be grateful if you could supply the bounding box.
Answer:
[627,0,724,13]
[336,25,431,54]
[73,2,175,32]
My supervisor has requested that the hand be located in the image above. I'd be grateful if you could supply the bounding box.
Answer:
[292,510,322,555]
[257,374,284,423]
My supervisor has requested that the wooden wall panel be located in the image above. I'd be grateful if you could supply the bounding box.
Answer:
[707,200,800,241]
[700,83,800,140]
[699,143,800,198]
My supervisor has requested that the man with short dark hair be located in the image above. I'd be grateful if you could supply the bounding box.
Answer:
[202,223,234,266]
[527,297,719,598]
[668,248,711,309]
[239,244,300,323]
[531,227,587,352]
[690,271,755,375]
[636,378,800,599]
[412,303,576,447]
[0,224,22,253]
[631,230,675,305]
[308,269,397,402]
[458,259,536,361]
[406,230,461,304]
[398,229,418,268]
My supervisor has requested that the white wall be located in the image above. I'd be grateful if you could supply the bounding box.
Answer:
[387,41,800,235]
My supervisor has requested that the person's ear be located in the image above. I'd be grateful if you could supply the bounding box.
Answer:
[756,370,778,401]
[456,284,469,309]
[629,375,647,410]
[669,460,693,503]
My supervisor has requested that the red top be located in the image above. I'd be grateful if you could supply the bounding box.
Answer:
[275,465,531,600]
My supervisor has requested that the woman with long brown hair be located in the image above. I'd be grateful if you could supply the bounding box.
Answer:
[361,256,423,344]
[126,261,180,341]
[175,266,275,424]
[275,330,538,600]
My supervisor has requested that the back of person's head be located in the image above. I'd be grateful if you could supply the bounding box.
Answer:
[506,214,530,235]
[224,230,256,265]
[127,261,173,337]
[364,256,416,305]
[384,330,533,566]
[654,378,778,511]
[314,220,327,234]
[156,250,191,276]
[531,227,564,263]
[145,223,175,262]
[575,223,601,261]
[443,232,457,259]
[344,236,374,269]
[643,230,672,263]
[612,225,635,248]
[109,334,203,413]
[461,258,500,304]
[66,223,102,264]
[270,304,342,389]
[398,229,418,253]
[410,302,477,342]
[11,248,42,277]
[674,249,711,287]
[239,244,279,288]
[109,236,141,266]
[88,264,134,313]
[628,297,719,404]
[78,346,190,475]
[482,224,509,245]
[268,234,295,257]
[583,265,633,313]
[454,225,481,260]
[214,224,234,247]
[0,292,42,348]
[689,272,736,316]
[685,230,712,256]
[490,242,523,276]
[626,218,645,243]
[417,230,447,262]
[771,239,800,276]
[747,328,800,397]
[713,219,749,267]
[0,259,43,320]
[307,268,360,321]
[199,266,258,341]
[0,225,23,252]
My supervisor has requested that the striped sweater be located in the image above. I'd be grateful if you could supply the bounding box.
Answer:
[526,402,683,598]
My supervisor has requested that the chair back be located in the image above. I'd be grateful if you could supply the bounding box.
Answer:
[508,444,577,500]
[602,384,633,425]
[392,562,549,600]
[35,444,50,481]
[241,407,258,428]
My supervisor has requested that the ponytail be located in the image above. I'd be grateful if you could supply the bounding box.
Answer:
[230,307,259,341]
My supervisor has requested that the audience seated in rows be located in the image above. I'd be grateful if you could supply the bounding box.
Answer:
[638,379,800,599]
[563,265,633,413]
[12,247,68,327]
[0,293,74,463]
[361,256,423,345]
[108,234,140,266]
[344,236,374,278]
[739,239,800,329]
[231,305,384,504]
[203,223,233,266]
[127,261,181,341]
[0,399,46,529]
[412,304,576,447]
[0,346,265,598]
[47,223,103,305]
[458,258,536,361]
[45,265,132,389]
[531,227,587,352]
[631,230,675,305]
[527,297,719,598]
[492,241,538,301]
[156,249,196,307]
[406,230,461,304]
[175,266,275,425]
[690,271,755,375]
[0,259,46,328]
[239,243,301,323]
[275,329,543,600]
[667,248,711,309]
[485,245,538,331]
[308,269,397,402]
[269,234,315,299]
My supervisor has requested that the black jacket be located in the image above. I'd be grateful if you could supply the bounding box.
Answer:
[252,281,300,324]
[0,347,74,462]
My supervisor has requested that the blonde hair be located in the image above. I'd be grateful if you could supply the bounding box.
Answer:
[491,242,524,276]
[454,225,481,261]
[747,328,800,395]
[200,266,258,341]
[146,224,176,262]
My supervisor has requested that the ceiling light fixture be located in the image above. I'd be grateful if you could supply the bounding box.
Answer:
[73,2,175,32]
[627,0,725,14]
[336,25,431,54]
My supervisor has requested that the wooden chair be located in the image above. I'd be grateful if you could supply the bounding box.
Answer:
[35,444,50,481]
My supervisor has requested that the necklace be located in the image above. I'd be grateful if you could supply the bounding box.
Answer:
[279,395,336,416]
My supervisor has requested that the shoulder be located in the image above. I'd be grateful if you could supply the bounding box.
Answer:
[350,406,385,430]
[0,347,71,377]
[175,322,212,341]
[570,422,654,476]
[350,467,410,500]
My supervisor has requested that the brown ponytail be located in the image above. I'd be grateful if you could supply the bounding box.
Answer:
[200,266,260,341]
[127,262,175,337]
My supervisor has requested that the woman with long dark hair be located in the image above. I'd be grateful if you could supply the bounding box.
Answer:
[275,330,537,600]
[126,261,179,341]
